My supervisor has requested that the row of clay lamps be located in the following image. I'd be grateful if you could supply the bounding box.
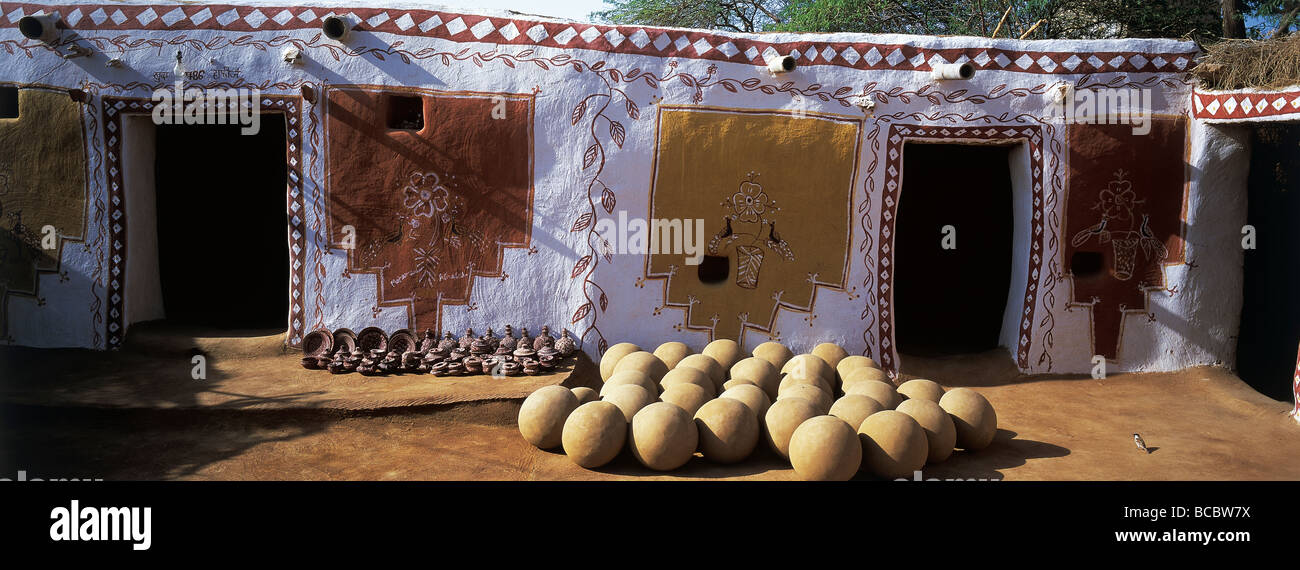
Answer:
[518,338,998,480]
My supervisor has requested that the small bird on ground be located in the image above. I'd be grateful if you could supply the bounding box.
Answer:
[1133,433,1150,454]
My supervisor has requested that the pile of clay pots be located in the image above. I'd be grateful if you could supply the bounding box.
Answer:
[300,325,577,377]
[518,338,998,480]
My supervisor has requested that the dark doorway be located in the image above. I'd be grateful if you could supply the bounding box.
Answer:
[1237,124,1300,402]
[895,143,1014,356]
[154,115,289,329]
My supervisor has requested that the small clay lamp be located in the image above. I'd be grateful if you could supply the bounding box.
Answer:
[500,325,518,350]
[437,332,458,353]
[539,354,557,371]
[522,359,540,376]
[419,329,438,352]
[464,356,483,374]
[458,328,476,351]
[554,329,577,357]
[533,325,555,351]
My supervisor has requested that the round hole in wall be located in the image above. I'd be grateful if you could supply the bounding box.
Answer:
[1070,251,1104,279]
[322,16,349,41]
[698,254,729,285]
[18,15,53,41]
[956,62,975,79]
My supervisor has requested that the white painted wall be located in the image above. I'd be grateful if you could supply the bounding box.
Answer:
[0,0,1244,377]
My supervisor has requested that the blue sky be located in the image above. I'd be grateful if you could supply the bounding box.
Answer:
[445,2,1281,37]
[441,0,611,21]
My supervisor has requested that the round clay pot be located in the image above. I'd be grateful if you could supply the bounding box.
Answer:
[599,343,643,382]
[332,328,358,353]
[659,383,711,416]
[720,383,772,419]
[653,341,694,370]
[562,401,628,469]
[357,327,389,354]
[694,398,759,464]
[752,341,794,370]
[789,415,862,481]
[571,386,599,405]
[302,329,333,359]
[897,378,946,403]
[729,357,780,401]
[518,386,580,449]
[611,351,669,384]
[858,410,928,479]
[389,329,417,354]
[675,354,726,393]
[702,339,745,371]
[835,355,879,382]
[939,388,997,451]
[897,399,957,463]
[763,397,820,460]
[629,402,699,471]
[829,394,884,431]
[811,343,849,369]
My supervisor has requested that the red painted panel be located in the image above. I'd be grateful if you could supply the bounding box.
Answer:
[1065,119,1186,360]
[326,87,532,331]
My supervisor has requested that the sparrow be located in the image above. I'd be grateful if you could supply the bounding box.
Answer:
[1133,433,1150,454]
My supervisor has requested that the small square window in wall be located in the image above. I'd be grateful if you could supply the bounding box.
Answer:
[0,86,18,119]
[386,94,424,131]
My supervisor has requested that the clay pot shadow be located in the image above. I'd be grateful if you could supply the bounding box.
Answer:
[583,434,788,479]
[894,429,1071,481]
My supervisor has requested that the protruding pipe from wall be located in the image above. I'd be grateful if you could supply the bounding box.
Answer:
[322,15,352,42]
[931,62,976,81]
[18,13,60,43]
[766,55,796,74]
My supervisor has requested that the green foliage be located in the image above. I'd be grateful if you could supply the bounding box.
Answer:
[592,0,786,32]
[776,0,1223,39]
[592,0,1229,39]
[1244,0,1300,38]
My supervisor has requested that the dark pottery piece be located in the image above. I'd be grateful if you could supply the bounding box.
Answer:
[357,327,389,353]
[302,329,334,359]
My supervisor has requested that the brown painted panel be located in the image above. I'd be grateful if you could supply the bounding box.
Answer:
[646,106,859,342]
[0,88,87,339]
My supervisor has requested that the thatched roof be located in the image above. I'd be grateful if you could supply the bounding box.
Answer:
[1194,34,1300,91]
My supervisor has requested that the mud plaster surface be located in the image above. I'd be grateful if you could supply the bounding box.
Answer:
[1,345,1297,481]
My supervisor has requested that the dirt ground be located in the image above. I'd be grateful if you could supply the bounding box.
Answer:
[1,342,1298,481]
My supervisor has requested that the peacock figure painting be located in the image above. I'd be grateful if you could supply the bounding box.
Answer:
[1070,169,1169,281]
[707,172,796,289]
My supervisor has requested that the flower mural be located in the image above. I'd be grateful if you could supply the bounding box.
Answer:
[402,171,451,223]
[708,172,796,289]
[327,87,533,333]
[729,178,769,223]
[1071,169,1169,281]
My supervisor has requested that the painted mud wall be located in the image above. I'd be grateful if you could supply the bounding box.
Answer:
[0,0,1244,376]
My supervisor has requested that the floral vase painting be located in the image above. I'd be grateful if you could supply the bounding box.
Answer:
[1070,169,1169,281]
[708,172,795,290]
